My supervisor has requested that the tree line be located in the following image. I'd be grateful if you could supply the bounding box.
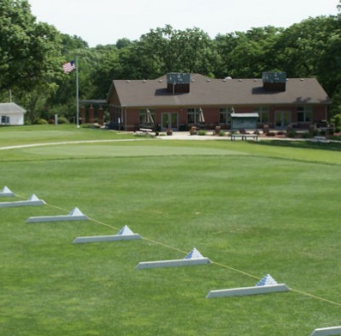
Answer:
[1,0,341,123]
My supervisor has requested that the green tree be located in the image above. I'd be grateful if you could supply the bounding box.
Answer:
[125,25,218,78]
[0,0,63,93]
[215,26,282,79]
[90,45,121,98]
[274,16,336,78]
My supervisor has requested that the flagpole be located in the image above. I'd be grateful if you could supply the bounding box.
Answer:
[76,57,79,128]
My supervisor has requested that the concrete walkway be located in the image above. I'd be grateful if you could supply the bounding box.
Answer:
[157,131,298,141]
[157,132,228,140]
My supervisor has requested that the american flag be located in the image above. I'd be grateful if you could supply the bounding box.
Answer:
[63,60,76,73]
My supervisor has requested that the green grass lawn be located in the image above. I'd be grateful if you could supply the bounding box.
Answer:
[1,125,341,335]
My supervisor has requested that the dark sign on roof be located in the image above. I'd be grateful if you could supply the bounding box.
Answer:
[167,73,191,84]
[262,72,287,83]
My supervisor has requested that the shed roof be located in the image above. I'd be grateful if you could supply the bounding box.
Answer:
[0,103,26,114]
[109,74,330,108]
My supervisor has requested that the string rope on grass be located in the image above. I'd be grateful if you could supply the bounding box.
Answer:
[18,197,341,308]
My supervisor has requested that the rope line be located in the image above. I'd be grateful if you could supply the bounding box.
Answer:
[8,195,341,308]
[290,288,341,308]
[212,261,260,280]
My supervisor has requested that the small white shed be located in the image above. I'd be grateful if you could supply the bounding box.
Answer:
[0,103,26,125]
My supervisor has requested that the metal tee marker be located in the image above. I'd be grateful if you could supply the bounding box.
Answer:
[26,207,88,223]
[0,186,15,197]
[0,194,46,208]
[135,248,211,269]
[73,225,141,244]
[206,274,290,298]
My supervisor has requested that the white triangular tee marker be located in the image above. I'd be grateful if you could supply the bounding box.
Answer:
[28,194,40,201]
[118,225,134,236]
[69,207,84,216]
[256,274,278,286]
[1,186,12,193]
[184,248,205,259]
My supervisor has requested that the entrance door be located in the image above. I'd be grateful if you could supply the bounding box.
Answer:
[275,111,291,129]
[161,112,178,131]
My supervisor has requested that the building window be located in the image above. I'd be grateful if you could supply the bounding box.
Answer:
[254,107,269,123]
[139,109,155,124]
[187,108,201,124]
[297,106,312,122]
[219,108,233,124]
[1,116,9,124]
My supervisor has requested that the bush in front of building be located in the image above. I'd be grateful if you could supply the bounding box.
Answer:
[331,114,341,128]
[35,118,48,125]
[80,123,93,128]
[301,132,311,138]
[329,134,341,140]
[179,124,189,131]
[198,130,206,136]
[287,130,297,138]
[58,116,69,124]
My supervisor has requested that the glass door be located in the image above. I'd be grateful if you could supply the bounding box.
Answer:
[161,112,178,131]
[275,111,291,129]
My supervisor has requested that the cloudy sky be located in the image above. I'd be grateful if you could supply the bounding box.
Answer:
[29,0,339,47]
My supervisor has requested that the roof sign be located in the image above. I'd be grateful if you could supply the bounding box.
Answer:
[262,72,287,83]
[167,73,190,84]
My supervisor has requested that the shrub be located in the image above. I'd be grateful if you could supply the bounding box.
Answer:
[179,124,189,131]
[219,130,225,136]
[198,130,206,136]
[80,123,93,128]
[35,118,48,125]
[58,116,69,124]
[329,135,341,141]
[331,114,341,128]
[287,130,297,138]
[301,132,311,138]
[319,129,326,136]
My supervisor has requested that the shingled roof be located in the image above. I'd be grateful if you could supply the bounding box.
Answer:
[0,103,26,114]
[109,74,330,108]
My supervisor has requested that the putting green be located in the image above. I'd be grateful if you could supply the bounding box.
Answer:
[21,144,247,157]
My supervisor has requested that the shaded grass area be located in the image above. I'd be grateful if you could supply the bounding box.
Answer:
[251,138,341,152]
[0,124,134,147]
[1,133,341,335]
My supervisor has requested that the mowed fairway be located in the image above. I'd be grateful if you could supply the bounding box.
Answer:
[1,126,341,336]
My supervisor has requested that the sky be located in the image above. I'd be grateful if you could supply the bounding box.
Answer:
[28,0,339,47]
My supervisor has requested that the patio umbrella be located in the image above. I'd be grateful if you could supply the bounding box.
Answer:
[145,109,154,124]
[198,108,205,123]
